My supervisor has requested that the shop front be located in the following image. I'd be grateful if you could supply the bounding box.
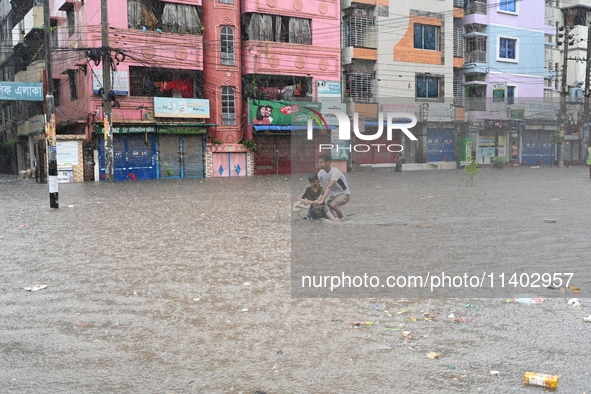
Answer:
[97,125,157,181]
[157,126,206,178]
[521,128,554,165]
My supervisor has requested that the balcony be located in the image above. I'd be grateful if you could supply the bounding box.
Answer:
[343,15,377,50]
[465,0,487,15]
[465,51,487,64]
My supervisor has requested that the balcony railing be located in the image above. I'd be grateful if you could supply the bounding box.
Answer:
[466,1,487,15]
[465,51,487,63]
[453,29,463,58]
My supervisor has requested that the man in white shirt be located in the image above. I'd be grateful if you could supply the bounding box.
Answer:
[314,154,351,219]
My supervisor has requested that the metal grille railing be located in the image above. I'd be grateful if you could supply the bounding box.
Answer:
[345,72,376,103]
[343,15,377,49]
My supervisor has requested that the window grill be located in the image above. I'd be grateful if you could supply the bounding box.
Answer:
[343,15,376,49]
[345,72,375,102]
[453,74,463,107]
[465,36,487,63]
[453,19,463,58]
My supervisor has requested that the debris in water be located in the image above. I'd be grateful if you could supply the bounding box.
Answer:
[23,285,47,291]
[426,352,439,359]
[523,372,559,388]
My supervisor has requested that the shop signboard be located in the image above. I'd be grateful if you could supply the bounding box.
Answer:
[154,98,210,118]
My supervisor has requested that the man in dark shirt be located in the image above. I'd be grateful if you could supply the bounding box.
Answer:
[298,172,343,222]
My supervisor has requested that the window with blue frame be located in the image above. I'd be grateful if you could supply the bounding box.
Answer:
[414,24,439,50]
[499,0,516,12]
[416,76,441,99]
[499,37,516,60]
[507,85,515,105]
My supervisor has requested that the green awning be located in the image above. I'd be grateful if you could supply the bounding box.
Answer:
[158,126,207,134]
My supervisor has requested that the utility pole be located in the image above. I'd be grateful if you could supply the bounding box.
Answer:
[558,18,572,168]
[44,0,58,208]
[586,23,591,178]
[101,0,113,181]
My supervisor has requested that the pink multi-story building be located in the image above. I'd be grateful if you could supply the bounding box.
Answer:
[240,0,341,175]
[20,0,340,181]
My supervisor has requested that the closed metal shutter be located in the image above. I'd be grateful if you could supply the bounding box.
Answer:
[158,135,181,178]
[182,135,205,177]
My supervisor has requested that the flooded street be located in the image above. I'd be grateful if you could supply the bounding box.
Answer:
[1,168,590,393]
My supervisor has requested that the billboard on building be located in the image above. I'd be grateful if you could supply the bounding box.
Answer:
[154,98,210,118]
[523,101,559,121]
[316,80,341,98]
[249,100,322,125]
[92,70,129,95]
[421,103,455,122]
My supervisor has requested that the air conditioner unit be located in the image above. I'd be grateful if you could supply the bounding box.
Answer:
[355,9,368,15]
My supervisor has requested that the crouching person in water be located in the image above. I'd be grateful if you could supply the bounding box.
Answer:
[298,172,344,223]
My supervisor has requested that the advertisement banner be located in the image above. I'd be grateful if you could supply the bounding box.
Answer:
[92,70,129,95]
[523,101,559,120]
[492,82,506,111]
[154,98,210,118]
[250,100,322,125]
[421,103,455,122]
[316,80,341,97]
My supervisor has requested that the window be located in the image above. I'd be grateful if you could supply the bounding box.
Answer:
[507,85,515,105]
[67,9,75,36]
[499,37,517,60]
[453,70,463,107]
[50,19,58,48]
[416,75,441,99]
[221,87,236,126]
[67,70,78,101]
[345,72,375,102]
[344,14,377,49]
[465,84,487,111]
[499,0,516,12]
[221,26,235,66]
[53,78,61,107]
[129,67,203,98]
[465,36,487,63]
[128,0,202,34]
[219,0,233,3]
[414,24,439,50]
[241,14,311,45]
[453,18,463,57]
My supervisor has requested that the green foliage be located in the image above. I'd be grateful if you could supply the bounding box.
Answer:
[242,139,257,152]
[462,159,481,186]
[1,138,17,150]
[162,163,174,177]
[491,156,507,169]
[210,138,223,145]
[551,130,564,145]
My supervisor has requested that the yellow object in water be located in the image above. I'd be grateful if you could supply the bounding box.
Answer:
[523,372,559,388]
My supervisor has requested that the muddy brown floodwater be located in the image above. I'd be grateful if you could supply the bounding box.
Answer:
[1,167,590,393]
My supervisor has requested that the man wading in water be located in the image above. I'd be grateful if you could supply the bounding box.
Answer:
[314,154,351,220]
